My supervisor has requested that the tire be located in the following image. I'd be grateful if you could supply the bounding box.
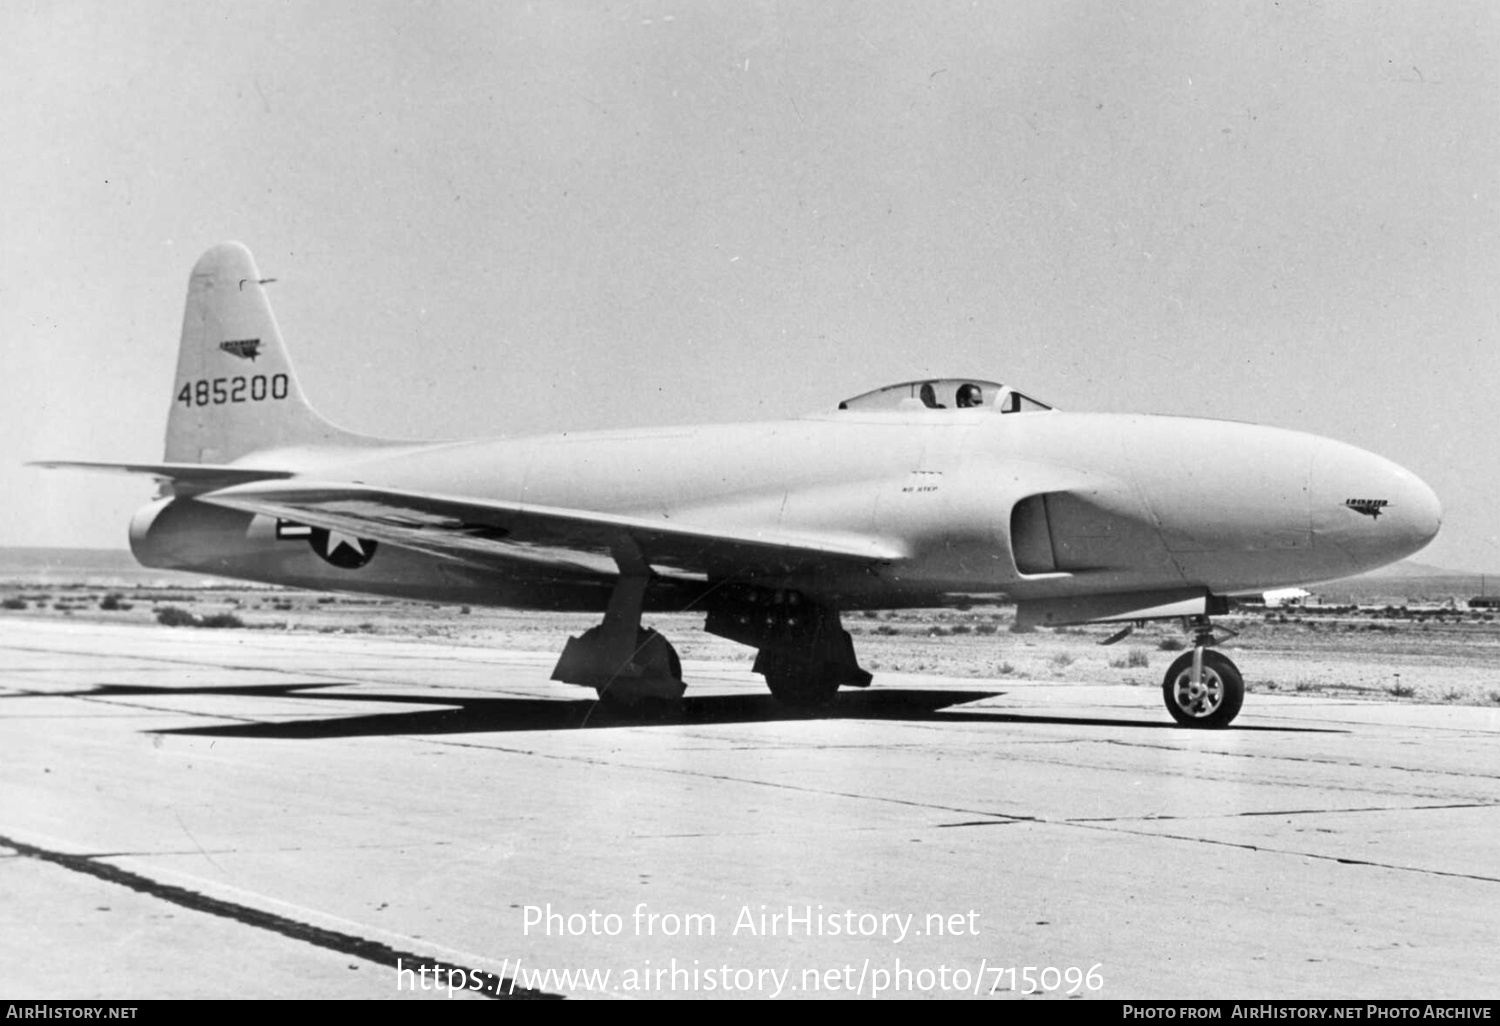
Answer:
[573,626,681,681]
[593,628,683,713]
[1162,649,1244,728]
[636,627,682,681]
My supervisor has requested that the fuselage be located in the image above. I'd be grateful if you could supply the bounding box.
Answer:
[134,406,1441,612]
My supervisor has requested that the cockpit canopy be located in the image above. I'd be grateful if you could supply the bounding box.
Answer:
[837,379,1054,414]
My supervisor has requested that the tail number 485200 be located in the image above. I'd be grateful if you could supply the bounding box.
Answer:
[176,374,289,407]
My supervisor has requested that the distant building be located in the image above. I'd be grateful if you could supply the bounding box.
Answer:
[1264,587,1311,607]
[1468,596,1500,609]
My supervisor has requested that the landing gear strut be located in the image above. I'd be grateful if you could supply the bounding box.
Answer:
[1162,615,1243,728]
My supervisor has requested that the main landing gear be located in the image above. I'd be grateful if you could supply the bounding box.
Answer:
[549,561,868,713]
[704,585,870,708]
[550,567,686,710]
[1161,615,1244,728]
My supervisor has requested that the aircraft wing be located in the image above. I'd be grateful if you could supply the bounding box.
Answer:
[196,479,904,578]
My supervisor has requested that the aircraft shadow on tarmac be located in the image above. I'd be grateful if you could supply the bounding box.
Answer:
[14,682,1342,738]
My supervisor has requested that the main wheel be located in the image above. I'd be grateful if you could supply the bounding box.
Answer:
[1162,649,1244,728]
[634,627,682,681]
[592,627,683,713]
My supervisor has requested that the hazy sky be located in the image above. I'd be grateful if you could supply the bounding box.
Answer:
[3,2,1497,570]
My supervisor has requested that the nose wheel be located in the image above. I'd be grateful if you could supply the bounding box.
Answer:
[1162,617,1244,728]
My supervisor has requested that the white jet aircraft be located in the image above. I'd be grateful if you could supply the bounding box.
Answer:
[35,243,1442,727]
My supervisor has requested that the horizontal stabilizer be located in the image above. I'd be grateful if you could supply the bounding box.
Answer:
[29,461,295,488]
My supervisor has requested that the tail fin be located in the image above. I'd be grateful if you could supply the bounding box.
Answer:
[166,242,393,463]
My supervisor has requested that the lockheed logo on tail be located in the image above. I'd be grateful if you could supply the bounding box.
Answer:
[1344,499,1391,519]
[219,338,262,361]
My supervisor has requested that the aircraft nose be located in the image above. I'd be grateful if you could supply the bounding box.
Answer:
[1310,440,1441,572]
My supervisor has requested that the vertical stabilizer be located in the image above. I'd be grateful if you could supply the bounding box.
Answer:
[165,242,390,463]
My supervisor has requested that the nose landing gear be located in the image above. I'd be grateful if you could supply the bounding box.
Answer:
[1162,615,1244,728]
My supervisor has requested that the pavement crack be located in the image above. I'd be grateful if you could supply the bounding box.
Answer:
[1064,801,1499,824]
[419,736,1042,822]
[173,810,224,874]
[0,830,559,999]
[1097,738,1500,781]
[1062,820,1500,884]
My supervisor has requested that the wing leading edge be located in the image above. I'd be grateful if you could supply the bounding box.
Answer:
[195,479,906,580]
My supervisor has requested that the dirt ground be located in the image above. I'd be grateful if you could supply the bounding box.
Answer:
[6,581,1500,708]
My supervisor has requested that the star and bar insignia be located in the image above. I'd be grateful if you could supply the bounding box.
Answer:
[276,519,377,568]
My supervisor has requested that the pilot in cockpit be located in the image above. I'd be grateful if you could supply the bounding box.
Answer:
[919,383,945,409]
[956,383,984,408]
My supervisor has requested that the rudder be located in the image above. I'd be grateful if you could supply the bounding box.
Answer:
[165,242,387,463]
